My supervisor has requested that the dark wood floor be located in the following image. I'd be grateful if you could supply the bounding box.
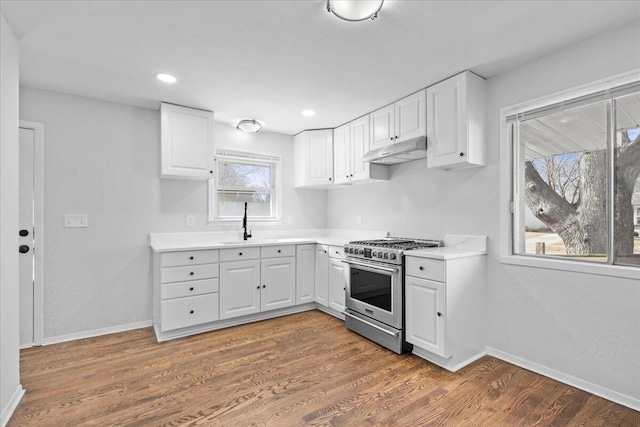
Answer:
[9,310,639,426]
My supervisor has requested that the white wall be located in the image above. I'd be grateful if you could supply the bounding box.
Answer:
[0,12,24,427]
[18,87,327,340]
[327,22,640,405]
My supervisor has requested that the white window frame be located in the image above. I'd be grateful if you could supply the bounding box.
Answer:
[499,69,640,279]
[208,149,283,224]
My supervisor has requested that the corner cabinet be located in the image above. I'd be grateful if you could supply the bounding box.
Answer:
[334,116,388,185]
[370,90,426,151]
[160,102,215,180]
[404,253,485,372]
[294,129,334,188]
[426,71,486,170]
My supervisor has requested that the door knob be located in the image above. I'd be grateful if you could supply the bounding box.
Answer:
[19,245,30,254]
[19,229,29,237]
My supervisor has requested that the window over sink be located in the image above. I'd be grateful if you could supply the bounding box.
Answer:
[208,149,282,223]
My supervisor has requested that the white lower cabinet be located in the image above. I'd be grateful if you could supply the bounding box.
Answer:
[404,253,485,372]
[328,258,346,313]
[161,293,220,332]
[261,257,296,311]
[296,244,315,304]
[219,259,261,320]
[314,245,329,307]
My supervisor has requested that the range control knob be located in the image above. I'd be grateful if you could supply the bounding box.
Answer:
[383,252,388,259]
[358,249,364,255]
[389,253,397,260]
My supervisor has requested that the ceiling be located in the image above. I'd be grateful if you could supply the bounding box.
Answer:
[2,1,639,135]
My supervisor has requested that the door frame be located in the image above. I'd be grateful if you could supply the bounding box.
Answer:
[19,120,44,346]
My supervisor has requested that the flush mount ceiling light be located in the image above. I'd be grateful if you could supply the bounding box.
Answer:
[237,119,262,133]
[327,0,383,21]
[156,73,177,83]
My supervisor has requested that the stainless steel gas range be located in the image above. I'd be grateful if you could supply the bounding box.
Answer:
[342,237,443,354]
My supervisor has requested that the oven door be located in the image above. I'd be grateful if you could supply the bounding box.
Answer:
[343,258,402,329]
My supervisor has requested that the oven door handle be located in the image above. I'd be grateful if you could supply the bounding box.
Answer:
[343,311,399,338]
[341,259,399,274]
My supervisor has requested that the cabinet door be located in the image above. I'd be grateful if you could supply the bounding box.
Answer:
[395,90,426,143]
[308,130,334,186]
[296,244,315,305]
[328,258,346,313]
[426,74,467,168]
[219,260,261,320]
[369,104,395,150]
[314,245,329,307]
[160,102,215,180]
[405,276,446,358]
[333,123,351,185]
[261,257,296,311]
[350,115,370,181]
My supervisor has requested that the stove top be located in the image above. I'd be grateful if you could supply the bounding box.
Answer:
[344,237,443,265]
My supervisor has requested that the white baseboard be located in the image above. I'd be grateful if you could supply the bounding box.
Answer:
[487,346,640,411]
[1,384,25,427]
[412,347,487,373]
[41,320,153,346]
[315,305,344,320]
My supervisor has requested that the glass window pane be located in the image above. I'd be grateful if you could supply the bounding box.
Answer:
[614,92,640,266]
[217,191,272,217]
[218,161,272,189]
[516,100,608,262]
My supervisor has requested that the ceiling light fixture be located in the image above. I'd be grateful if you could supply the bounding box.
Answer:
[237,119,262,133]
[156,73,177,83]
[327,0,383,21]
[302,110,316,117]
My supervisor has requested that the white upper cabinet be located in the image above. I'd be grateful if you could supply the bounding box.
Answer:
[426,71,486,170]
[294,129,334,188]
[333,123,351,185]
[369,90,426,152]
[160,102,215,180]
[334,116,388,185]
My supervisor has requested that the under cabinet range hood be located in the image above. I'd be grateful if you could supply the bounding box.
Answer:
[361,136,427,165]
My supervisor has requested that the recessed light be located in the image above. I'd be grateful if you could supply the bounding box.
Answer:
[302,110,316,117]
[156,73,177,83]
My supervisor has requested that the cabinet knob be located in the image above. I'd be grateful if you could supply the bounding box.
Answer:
[19,229,29,237]
[189,272,194,276]
[257,286,260,289]
[343,287,346,291]
[262,285,266,288]
[329,177,332,181]
[459,152,464,157]
[209,170,213,174]
[190,310,195,314]
[19,245,30,254]
[239,252,243,256]
[189,256,194,260]
[277,249,281,253]
[189,287,194,291]
[419,266,424,271]
[350,174,353,177]
[437,312,442,317]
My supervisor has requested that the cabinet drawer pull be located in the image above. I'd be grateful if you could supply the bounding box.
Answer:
[239,252,243,256]
[437,312,442,317]
[419,266,424,271]
[277,249,281,253]
[256,286,260,289]
[189,272,194,276]
[189,287,194,291]
[190,310,194,314]
[262,285,266,288]
[189,256,194,260]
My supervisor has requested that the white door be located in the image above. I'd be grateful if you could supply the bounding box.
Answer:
[333,124,350,185]
[395,90,426,143]
[261,258,296,311]
[328,258,346,313]
[405,276,446,357]
[19,127,35,347]
[426,74,466,168]
[350,115,370,181]
[219,260,261,319]
[369,104,395,150]
[314,246,329,307]
[295,244,315,305]
[307,130,334,186]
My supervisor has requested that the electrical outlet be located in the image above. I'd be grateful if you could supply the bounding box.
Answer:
[357,215,363,225]
[186,215,195,226]
[64,214,88,228]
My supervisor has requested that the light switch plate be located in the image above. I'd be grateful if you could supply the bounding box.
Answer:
[64,214,88,228]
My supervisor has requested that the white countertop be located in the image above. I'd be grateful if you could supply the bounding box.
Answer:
[407,235,488,260]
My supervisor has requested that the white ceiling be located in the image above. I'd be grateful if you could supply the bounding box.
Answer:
[2,1,639,135]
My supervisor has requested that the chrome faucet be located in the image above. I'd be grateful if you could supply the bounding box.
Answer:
[243,202,252,241]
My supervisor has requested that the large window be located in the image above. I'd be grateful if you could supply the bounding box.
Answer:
[208,150,281,222]
[509,82,640,267]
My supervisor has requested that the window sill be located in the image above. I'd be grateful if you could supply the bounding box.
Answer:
[500,254,639,280]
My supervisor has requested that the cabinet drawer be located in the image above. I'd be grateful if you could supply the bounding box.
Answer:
[328,245,345,259]
[161,278,219,300]
[405,257,444,282]
[161,293,219,332]
[161,263,219,284]
[261,245,295,258]
[161,249,219,267]
[219,246,260,262]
